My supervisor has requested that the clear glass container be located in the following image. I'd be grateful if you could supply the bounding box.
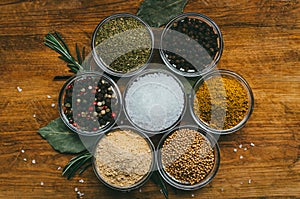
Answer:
[123,69,187,134]
[160,12,224,77]
[157,125,220,190]
[92,125,155,191]
[190,69,254,134]
[92,13,154,77]
[58,72,122,136]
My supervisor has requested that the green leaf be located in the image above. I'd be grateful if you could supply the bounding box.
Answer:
[38,118,86,154]
[137,0,188,27]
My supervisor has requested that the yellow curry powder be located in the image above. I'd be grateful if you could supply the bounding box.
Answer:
[193,75,249,130]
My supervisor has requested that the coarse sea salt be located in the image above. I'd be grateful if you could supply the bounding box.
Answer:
[125,72,185,132]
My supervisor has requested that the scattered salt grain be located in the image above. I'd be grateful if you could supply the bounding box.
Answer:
[75,187,78,192]
[51,103,56,108]
[32,159,36,164]
[79,179,84,183]
[21,149,25,153]
[239,144,243,149]
[250,142,255,147]
[33,114,36,118]
[23,158,27,162]
[47,95,51,99]
[139,188,142,193]
[248,179,252,184]
[233,148,237,152]
[240,155,243,159]
[244,147,247,151]
[77,191,84,197]
[191,193,195,197]
[159,189,163,193]
[220,187,224,192]
[57,166,62,170]
[17,86,22,92]
[40,182,44,186]
[240,181,243,185]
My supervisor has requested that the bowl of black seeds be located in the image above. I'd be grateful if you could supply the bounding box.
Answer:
[92,13,154,77]
[58,72,122,136]
[156,125,220,190]
[160,12,223,77]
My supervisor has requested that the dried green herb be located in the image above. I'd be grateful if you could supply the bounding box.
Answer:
[94,16,152,73]
[38,118,86,154]
[137,0,188,27]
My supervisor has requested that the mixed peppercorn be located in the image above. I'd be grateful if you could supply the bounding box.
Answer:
[62,76,119,133]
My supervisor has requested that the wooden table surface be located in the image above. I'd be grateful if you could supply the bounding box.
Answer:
[0,0,299,198]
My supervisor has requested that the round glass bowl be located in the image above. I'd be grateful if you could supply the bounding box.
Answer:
[191,69,254,134]
[58,72,122,136]
[92,13,154,77]
[123,69,186,134]
[93,126,155,191]
[160,12,223,77]
[157,125,220,190]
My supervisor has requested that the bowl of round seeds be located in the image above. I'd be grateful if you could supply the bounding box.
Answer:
[160,12,223,77]
[93,126,155,191]
[92,13,154,77]
[157,125,220,190]
[191,69,254,134]
[58,72,122,136]
[123,69,186,134]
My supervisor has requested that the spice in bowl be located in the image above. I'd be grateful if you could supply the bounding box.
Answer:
[92,13,153,76]
[93,127,154,191]
[58,72,122,135]
[192,70,254,134]
[124,70,185,133]
[160,13,223,77]
[157,126,220,190]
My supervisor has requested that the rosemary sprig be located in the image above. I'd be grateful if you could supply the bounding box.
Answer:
[62,151,93,179]
[44,32,85,73]
[151,171,169,199]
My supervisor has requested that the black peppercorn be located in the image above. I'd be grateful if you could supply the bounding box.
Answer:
[163,16,220,74]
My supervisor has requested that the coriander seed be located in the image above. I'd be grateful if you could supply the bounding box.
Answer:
[157,126,220,190]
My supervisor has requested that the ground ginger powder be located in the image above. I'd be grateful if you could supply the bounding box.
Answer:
[94,129,152,188]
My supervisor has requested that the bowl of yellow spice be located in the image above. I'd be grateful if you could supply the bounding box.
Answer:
[191,69,254,134]
[92,13,154,77]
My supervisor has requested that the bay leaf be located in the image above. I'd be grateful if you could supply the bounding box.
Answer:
[38,118,86,154]
[137,0,188,27]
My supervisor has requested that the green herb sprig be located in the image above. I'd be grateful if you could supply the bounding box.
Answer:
[44,32,85,73]
[62,151,93,179]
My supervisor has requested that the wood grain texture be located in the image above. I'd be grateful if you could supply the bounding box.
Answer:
[0,0,299,198]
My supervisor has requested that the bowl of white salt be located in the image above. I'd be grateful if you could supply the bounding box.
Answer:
[123,69,186,134]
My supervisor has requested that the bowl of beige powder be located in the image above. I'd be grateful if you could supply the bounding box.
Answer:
[93,126,155,191]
